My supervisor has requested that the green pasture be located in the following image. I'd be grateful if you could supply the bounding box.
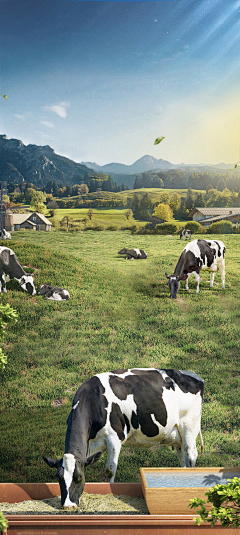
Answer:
[0,230,239,484]
[48,207,147,226]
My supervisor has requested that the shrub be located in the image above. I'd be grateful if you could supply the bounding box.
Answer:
[189,477,240,529]
[0,512,8,533]
[106,225,119,231]
[155,222,180,235]
[131,224,140,234]
[184,221,205,233]
[208,220,233,234]
[232,224,240,234]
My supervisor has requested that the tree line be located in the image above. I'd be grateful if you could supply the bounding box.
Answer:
[133,169,240,192]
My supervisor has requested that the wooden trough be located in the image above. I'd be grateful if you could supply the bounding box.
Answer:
[140,466,240,515]
[0,477,238,535]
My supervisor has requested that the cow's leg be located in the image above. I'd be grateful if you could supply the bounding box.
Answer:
[178,404,202,467]
[105,434,122,482]
[0,273,7,294]
[218,259,225,289]
[209,272,215,288]
[194,272,200,293]
[185,273,191,291]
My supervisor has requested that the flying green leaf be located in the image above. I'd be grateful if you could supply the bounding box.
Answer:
[2,95,7,100]
[234,164,237,168]
[154,136,165,145]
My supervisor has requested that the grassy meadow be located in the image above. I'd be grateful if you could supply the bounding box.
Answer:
[0,229,239,484]
[48,207,148,227]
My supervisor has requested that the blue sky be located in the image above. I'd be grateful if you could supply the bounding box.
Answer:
[0,0,239,165]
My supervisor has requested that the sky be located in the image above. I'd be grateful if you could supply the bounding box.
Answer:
[0,0,239,166]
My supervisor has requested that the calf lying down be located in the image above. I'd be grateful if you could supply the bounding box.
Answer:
[39,284,70,301]
[118,247,147,259]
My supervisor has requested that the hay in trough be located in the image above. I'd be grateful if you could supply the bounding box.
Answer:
[1,491,149,515]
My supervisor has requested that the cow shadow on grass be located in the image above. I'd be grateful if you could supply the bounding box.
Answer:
[134,279,169,300]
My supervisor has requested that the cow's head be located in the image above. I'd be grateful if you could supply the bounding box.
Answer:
[19,274,36,295]
[165,273,188,299]
[118,248,127,255]
[43,452,102,507]
[38,283,50,295]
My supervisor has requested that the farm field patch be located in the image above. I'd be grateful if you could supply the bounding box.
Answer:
[0,231,239,484]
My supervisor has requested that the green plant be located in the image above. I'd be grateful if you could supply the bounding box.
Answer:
[0,512,8,532]
[189,477,240,529]
[208,220,233,234]
[155,222,179,234]
[184,221,205,233]
[0,303,18,371]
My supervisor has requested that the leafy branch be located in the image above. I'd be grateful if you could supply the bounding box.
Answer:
[189,477,240,528]
[0,511,8,532]
[0,303,18,371]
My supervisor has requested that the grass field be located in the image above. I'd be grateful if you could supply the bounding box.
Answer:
[47,207,148,227]
[0,230,239,484]
[46,207,188,228]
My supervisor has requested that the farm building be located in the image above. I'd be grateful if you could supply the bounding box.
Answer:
[151,216,167,226]
[189,207,240,227]
[2,210,52,232]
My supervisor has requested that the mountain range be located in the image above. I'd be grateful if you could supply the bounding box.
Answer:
[82,155,233,175]
[0,135,106,188]
[0,135,235,189]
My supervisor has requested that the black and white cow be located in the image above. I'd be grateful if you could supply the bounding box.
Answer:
[166,239,226,299]
[0,229,11,240]
[43,367,204,507]
[39,284,70,301]
[118,248,147,260]
[0,246,36,295]
[180,229,192,240]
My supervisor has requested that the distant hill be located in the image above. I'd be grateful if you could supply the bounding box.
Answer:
[82,155,175,175]
[0,135,109,188]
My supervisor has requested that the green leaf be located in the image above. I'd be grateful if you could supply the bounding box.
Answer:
[154,136,165,145]
[2,94,7,100]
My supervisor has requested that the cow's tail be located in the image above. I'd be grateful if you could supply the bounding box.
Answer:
[199,429,204,454]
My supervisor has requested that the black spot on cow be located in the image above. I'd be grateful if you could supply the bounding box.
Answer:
[131,411,139,430]
[214,241,222,257]
[109,370,168,437]
[124,414,130,434]
[163,369,204,398]
[65,376,108,456]
[197,239,215,268]
[110,403,126,440]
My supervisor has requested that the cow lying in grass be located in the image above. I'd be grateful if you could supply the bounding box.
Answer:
[118,248,147,260]
[166,239,226,298]
[0,246,36,295]
[43,367,204,508]
[39,284,70,301]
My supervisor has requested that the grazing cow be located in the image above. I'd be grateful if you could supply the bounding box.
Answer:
[166,239,226,299]
[0,229,11,240]
[180,229,192,240]
[0,246,36,295]
[39,284,70,301]
[43,367,204,507]
[118,248,147,260]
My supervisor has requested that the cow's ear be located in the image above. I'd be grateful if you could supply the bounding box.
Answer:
[165,272,170,279]
[84,451,102,466]
[43,455,61,468]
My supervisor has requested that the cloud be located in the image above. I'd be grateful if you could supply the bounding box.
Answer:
[14,114,26,120]
[40,120,55,128]
[44,101,70,118]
